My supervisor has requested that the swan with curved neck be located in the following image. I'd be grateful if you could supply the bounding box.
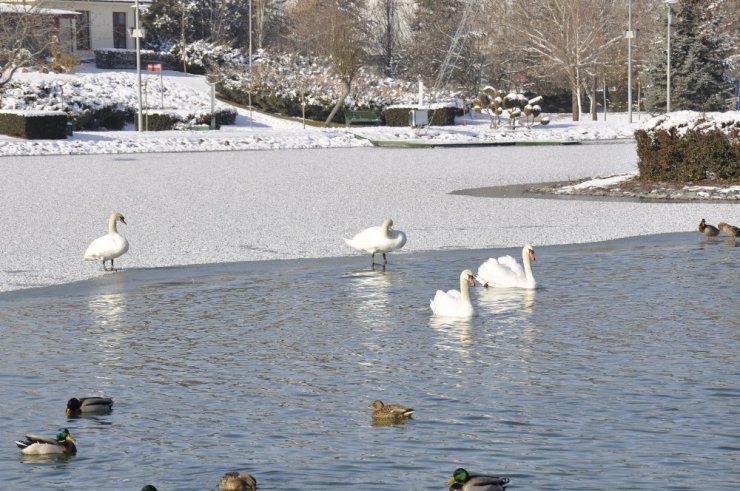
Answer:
[343,218,407,265]
[476,244,536,290]
[84,212,129,271]
[430,269,476,318]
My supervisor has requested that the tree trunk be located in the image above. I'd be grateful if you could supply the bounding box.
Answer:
[324,79,351,127]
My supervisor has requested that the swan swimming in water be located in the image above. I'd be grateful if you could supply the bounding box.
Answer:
[84,212,129,271]
[343,218,407,265]
[430,269,476,318]
[476,244,537,290]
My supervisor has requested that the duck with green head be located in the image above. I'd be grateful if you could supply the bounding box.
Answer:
[447,468,510,491]
[15,428,77,455]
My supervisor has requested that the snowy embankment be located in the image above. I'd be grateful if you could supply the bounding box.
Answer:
[0,69,644,156]
[0,69,737,294]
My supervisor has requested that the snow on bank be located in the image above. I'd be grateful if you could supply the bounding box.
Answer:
[0,69,647,156]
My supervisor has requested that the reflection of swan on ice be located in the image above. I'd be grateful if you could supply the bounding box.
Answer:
[476,244,537,290]
[430,269,476,318]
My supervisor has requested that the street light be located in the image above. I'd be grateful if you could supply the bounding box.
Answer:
[131,0,145,131]
[625,0,636,123]
[665,0,679,113]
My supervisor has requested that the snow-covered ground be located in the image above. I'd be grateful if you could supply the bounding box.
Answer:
[0,68,737,293]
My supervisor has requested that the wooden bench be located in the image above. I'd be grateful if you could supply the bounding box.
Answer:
[344,110,383,127]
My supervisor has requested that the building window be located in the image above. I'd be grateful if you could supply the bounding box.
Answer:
[113,12,127,49]
[76,11,90,50]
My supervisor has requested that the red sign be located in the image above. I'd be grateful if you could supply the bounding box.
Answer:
[147,63,162,72]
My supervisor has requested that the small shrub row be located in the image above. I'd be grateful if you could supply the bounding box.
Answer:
[94,49,181,71]
[134,109,234,131]
[0,110,68,139]
[384,106,459,126]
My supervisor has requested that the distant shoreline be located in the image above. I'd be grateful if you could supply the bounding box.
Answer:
[453,178,740,203]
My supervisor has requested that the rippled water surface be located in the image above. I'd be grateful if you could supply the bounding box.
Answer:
[0,233,738,490]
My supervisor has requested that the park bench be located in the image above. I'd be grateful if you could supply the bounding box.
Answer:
[344,110,383,127]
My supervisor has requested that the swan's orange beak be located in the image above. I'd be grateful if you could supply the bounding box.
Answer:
[529,250,536,262]
[468,275,476,286]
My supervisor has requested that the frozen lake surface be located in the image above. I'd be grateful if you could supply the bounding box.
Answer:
[1,143,737,292]
[1,233,738,490]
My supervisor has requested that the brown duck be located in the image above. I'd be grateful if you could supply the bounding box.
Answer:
[698,219,719,238]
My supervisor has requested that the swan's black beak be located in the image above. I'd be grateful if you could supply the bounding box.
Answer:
[467,275,476,287]
[529,250,536,262]
[120,217,127,225]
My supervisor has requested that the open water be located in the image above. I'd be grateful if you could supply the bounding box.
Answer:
[0,232,738,490]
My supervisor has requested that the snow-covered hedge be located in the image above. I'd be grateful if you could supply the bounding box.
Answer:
[0,72,236,130]
[635,111,740,181]
[217,51,460,123]
[640,111,740,140]
[0,110,68,139]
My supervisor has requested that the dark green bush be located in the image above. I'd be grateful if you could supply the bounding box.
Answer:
[636,128,740,182]
[383,106,458,126]
[0,111,68,139]
[94,49,181,71]
[134,109,228,130]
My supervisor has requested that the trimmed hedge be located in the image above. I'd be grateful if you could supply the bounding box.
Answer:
[635,128,740,181]
[94,49,182,72]
[384,106,459,126]
[0,110,68,139]
[134,109,232,131]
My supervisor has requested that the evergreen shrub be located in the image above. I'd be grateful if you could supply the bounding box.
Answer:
[0,110,68,139]
[635,112,740,181]
[95,49,180,71]
[383,106,458,126]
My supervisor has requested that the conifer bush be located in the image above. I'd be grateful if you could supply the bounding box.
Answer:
[635,112,740,182]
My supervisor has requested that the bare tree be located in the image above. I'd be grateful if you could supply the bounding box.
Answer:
[0,4,68,91]
[507,0,624,120]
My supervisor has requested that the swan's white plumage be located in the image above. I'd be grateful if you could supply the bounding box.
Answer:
[343,218,406,263]
[430,269,476,318]
[477,244,537,289]
[84,212,129,270]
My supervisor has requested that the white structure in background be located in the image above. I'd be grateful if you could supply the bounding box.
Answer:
[3,0,152,58]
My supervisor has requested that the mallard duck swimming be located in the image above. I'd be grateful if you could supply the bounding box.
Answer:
[370,400,415,420]
[718,222,739,242]
[447,468,510,491]
[15,428,76,455]
[343,218,407,265]
[698,219,719,238]
[219,471,257,490]
[66,397,114,416]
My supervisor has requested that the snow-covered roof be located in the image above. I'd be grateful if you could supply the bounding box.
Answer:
[0,3,81,16]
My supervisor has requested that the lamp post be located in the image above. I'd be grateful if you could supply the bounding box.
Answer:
[665,0,678,113]
[248,0,253,128]
[625,0,636,123]
[131,0,145,131]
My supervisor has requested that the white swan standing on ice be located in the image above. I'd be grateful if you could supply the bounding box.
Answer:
[476,244,537,290]
[343,218,407,265]
[430,269,477,318]
[84,212,129,271]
